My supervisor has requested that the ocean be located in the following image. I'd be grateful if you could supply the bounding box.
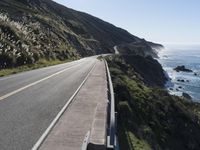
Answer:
[158,44,200,102]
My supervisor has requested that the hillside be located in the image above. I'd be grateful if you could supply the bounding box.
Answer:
[106,55,200,150]
[0,0,162,69]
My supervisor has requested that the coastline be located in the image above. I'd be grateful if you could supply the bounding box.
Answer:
[157,45,200,102]
[107,54,200,150]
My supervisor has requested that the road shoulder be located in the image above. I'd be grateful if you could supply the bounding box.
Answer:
[39,59,108,150]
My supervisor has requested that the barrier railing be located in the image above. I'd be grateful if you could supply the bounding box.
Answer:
[81,131,91,150]
[104,59,117,149]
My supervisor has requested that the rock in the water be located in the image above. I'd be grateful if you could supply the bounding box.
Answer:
[182,92,192,100]
[194,73,198,76]
[177,79,185,82]
[174,65,193,72]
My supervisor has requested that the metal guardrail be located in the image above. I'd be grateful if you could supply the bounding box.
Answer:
[104,59,117,149]
[81,131,91,150]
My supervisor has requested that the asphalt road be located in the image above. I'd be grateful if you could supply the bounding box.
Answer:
[0,57,97,150]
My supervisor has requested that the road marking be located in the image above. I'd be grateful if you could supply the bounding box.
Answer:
[0,59,84,81]
[0,63,83,101]
[31,61,96,150]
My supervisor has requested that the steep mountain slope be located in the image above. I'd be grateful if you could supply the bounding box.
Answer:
[0,0,161,68]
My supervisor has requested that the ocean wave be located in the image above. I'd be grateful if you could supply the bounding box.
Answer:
[158,46,200,101]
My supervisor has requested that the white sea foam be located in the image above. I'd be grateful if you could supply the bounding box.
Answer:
[158,45,200,101]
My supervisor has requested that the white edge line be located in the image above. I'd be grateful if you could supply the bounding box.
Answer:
[0,63,83,101]
[0,58,84,81]
[31,61,97,150]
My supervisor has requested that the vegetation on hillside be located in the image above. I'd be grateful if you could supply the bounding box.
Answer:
[0,0,161,70]
[0,11,79,69]
[107,55,200,150]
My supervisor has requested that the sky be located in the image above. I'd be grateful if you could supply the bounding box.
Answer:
[53,0,200,45]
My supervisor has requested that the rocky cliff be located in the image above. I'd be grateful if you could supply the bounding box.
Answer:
[107,55,200,150]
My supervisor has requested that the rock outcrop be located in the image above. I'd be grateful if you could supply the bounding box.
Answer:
[174,65,193,72]
[182,92,192,100]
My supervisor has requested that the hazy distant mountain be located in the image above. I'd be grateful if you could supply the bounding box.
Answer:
[0,0,162,68]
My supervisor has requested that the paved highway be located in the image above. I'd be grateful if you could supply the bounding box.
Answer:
[0,57,97,150]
